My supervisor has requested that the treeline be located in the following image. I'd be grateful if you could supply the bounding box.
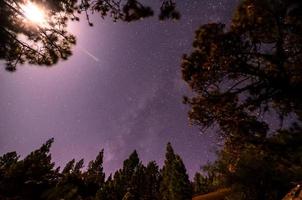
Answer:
[0,140,195,200]
[1,132,302,200]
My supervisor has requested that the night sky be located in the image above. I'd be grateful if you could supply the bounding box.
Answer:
[0,0,239,178]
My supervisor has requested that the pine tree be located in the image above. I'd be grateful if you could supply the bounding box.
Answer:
[106,150,139,199]
[0,151,19,194]
[96,175,117,200]
[0,151,19,171]
[180,0,302,198]
[83,149,106,197]
[181,0,302,150]
[160,143,192,200]
[143,161,161,200]
[108,150,161,200]
[0,138,57,200]
[45,158,85,200]
[0,151,20,199]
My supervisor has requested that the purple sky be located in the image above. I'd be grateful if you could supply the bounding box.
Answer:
[0,0,238,178]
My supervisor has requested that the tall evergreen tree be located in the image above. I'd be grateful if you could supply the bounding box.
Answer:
[44,158,85,200]
[96,174,117,200]
[110,150,143,199]
[182,0,302,151]
[181,0,302,199]
[159,143,192,200]
[0,151,20,196]
[143,161,161,200]
[0,138,57,200]
[83,149,105,198]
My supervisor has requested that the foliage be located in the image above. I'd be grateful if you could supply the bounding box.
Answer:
[182,0,302,146]
[182,0,302,199]
[1,0,77,71]
[0,141,191,200]
[195,126,302,200]
[159,0,180,21]
[0,0,179,71]
[0,138,57,200]
[144,161,161,200]
[192,171,218,195]
[83,150,106,197]
[159,142,192,200]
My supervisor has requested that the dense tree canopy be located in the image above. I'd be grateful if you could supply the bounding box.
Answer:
[182,0,302,147]
[0,0,179,71]
[182,0,302,199]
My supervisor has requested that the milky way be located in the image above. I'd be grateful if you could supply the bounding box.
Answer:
[0,0,239,177]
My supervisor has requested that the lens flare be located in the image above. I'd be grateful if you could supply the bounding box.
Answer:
[21,2,46,25]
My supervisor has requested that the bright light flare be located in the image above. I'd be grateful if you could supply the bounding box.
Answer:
[21,2,46,25]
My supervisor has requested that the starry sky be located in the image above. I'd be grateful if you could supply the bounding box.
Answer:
[0,0,239,178]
